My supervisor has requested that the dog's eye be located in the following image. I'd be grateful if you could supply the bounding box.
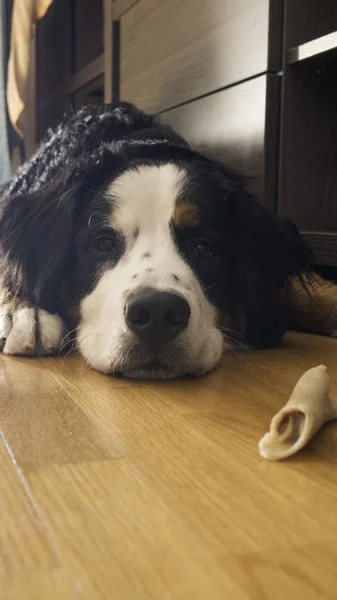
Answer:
[94,234,115,252]
[194,239,215,258]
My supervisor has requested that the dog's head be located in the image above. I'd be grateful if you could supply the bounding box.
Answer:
[0,139,308,379]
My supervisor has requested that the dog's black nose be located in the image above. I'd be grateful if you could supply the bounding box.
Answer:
[125,290,191,343]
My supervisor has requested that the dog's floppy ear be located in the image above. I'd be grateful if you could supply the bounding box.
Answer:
[229,190,309,348]
[0,175,81,313]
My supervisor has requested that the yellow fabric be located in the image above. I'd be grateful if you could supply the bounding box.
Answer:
[7,0,54,136]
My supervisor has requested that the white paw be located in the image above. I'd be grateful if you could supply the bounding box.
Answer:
[0,307,66,356]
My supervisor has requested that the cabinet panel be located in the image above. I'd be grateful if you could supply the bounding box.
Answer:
[279,62,337,233]
[285,0,337,48]
[74,0,103,72]
[161,76,271,203]
[120,0,270,113]
[36,0,72,108]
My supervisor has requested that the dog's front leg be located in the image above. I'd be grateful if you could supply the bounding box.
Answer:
[0,297,67,356]
[289,275,337,337]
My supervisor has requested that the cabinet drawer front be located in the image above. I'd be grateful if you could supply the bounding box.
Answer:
[161,76,267,201]
[120,0,270,113]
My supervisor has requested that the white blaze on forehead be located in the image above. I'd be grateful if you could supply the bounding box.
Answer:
[107,163,186,234]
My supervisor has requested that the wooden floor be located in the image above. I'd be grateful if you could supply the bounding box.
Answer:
[1,332,337,599]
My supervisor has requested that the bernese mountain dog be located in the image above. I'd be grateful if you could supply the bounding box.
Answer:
[0,102,336,379]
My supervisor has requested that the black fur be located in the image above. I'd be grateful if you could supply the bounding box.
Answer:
[0,101,309,347]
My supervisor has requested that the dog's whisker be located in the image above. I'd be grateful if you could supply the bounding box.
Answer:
[61,346,77,361]
[58,338,75,354]
[223,342,256,368]
[201,282,217,293]
[223,334,248,351]
[220,325,246,338]
[59,325,87,349]
[85,348,103,370]
[87,212,101,227]
[60,331,94,363]
[59,332,77,350]
[92,190,111,203]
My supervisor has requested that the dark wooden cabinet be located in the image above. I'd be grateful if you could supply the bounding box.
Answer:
[35,0,104,142]
[119,0,283,207]
[33,0,337,265]
[120,0,277,114]
[279,0,337,265]
[279,62,337,234]
[285,0,337,47]
[36,0,72,111]
[73,0,103,73]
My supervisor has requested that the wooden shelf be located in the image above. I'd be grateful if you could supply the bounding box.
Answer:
[288,30,337,64]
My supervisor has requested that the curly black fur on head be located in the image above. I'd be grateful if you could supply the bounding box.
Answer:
[7,102,159,196]
[0,101,309,356]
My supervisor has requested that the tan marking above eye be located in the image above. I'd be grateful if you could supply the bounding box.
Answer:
[172,202,199,228]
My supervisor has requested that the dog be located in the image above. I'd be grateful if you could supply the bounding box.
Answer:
[0,102,336,379]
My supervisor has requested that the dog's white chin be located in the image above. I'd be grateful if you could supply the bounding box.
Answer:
[78,327,224,380]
